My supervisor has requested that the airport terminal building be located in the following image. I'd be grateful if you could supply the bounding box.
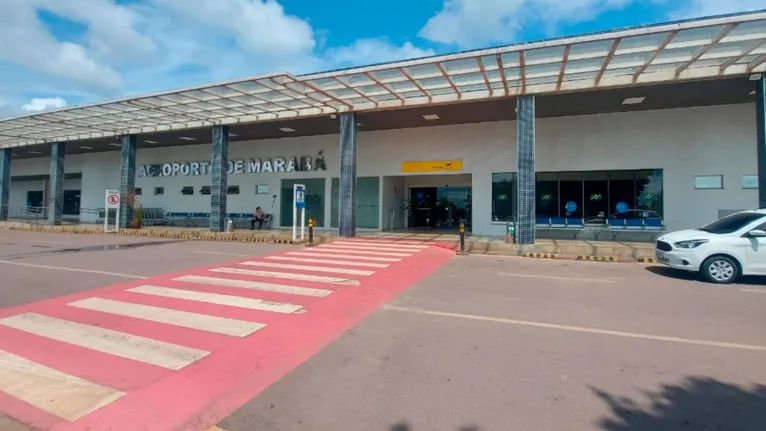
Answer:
[1,11,765,243]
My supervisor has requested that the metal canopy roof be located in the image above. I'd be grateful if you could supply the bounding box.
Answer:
[1,11,766,149]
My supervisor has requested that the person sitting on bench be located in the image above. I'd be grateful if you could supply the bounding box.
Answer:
[251,207,267,230]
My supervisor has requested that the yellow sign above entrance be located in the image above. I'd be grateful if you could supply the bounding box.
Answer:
[402,159,463,173]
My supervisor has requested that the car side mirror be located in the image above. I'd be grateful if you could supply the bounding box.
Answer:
[747,229,766,238]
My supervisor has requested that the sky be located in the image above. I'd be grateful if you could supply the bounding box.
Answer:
[0,0,763,116]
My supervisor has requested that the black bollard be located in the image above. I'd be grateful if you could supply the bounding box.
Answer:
[457,222,469,256]
[306,218,316,247]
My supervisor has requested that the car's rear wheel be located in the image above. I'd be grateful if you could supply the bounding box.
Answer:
[700,255,739,284]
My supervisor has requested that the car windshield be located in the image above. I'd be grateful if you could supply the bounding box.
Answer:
[698,212,765,234]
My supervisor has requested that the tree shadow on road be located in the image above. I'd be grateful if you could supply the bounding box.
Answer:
[593,376,766,430]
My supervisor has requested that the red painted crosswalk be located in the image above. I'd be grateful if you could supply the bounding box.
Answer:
[0,239,453,431]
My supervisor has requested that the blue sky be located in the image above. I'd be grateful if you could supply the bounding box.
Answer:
[0,0,762,115]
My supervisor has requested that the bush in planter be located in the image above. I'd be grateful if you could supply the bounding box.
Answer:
[130,205,144,229]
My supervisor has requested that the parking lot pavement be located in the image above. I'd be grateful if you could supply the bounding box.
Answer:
[0,230,292,308]
[220,255,766,431]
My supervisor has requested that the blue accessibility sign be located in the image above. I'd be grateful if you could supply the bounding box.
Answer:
[616,201,629,213]
[295,186,306,209]
[565,201,578,213]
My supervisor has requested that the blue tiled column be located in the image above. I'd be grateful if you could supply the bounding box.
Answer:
[210,125,229,232]
[516,96,536,245]
[757,75,766,208]
[119,135,137,228]
[338,113,358,237]
[0,148,10,221]
[48,142,66,225]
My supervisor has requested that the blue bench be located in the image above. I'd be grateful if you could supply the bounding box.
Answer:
[603,218,665,241]
[536,217,586,239]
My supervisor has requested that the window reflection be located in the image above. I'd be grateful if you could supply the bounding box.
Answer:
[492,169,664,221]
[559,172,583,218]
[491,173,517,221]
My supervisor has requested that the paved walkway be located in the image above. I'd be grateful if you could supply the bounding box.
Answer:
[0,221,657,261]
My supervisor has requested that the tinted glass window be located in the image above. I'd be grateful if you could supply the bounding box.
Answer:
[699,213,765,234]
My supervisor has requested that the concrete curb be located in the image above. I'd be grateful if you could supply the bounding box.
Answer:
[637,257,658,264]
[576,255,620,262]
[522,252,559,259]
[0,223,302,245]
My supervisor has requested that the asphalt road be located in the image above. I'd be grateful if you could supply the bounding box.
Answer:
[0,230,292,309]
[219,254,766,431]
[0,230,764,431]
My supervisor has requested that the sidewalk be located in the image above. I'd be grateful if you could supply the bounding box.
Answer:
[0,222,657,262]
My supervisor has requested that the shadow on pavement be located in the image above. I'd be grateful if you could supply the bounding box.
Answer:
[391,423,480,431]
[593,376,766,430]
[644,266,766,286]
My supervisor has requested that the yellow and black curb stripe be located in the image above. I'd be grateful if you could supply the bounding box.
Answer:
[638,257,658,264]
[522,252,559,259]
[576,255,620,262]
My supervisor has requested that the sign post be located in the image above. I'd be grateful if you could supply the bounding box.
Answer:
[293,184,306,242]
[104,189,120,233]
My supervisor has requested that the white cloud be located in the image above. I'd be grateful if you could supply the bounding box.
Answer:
[0,0,437,115]
[419,0,635,48]
[325,39,435,68]
[676,0,764,18]
[0,0,124,92]
[21,97,68,112]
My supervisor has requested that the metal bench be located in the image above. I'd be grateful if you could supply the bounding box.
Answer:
[536,217,586,239]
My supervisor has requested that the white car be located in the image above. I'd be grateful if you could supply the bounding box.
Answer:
[655,209,766,284]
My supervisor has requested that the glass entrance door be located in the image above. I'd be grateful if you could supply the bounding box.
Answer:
[409,186,472,229]
[435,186,472,228]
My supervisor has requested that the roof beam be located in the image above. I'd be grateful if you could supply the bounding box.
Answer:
[399,68,432,102]
[363,72,406,103]
[676,24,737,78]
[332,77,379,107]
[436,62,462,99]
[747,54,766,73]
[720,41,765,72]
[519,51,527,94]
[496,54,510,96]
[299,80,352,111]
[596,38,621,86]
[633,30,678,83]
[556,45,572,91]
[476,58,493,95]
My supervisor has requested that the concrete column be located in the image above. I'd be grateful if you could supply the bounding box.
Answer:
[210,125,229,232]
[757,74,766,208]
[516,95,536,245]
[0,148,10,221]
[119,135,137,228]
[48,142,66,225]
[338,112,358,237]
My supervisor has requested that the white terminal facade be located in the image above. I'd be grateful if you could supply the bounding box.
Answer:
[1,11,766,243]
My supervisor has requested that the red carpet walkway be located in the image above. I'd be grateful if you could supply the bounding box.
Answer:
[0,238,454,431]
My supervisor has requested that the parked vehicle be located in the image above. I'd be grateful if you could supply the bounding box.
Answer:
[655,209,766,284]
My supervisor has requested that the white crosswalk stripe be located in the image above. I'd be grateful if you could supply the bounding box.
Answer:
[209,267,361,285]
[0,313,209,370]
[286,251,402,262]
[266,256,390,268]
[347,239,435,245]
[128,285,303,314]
[175,275,332,297]
[335,241,428,250]
[310,246,412,257]
[326,243,422,253]
[238,261,375,276]
[68,297,266,337]
[0,349,126,421]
